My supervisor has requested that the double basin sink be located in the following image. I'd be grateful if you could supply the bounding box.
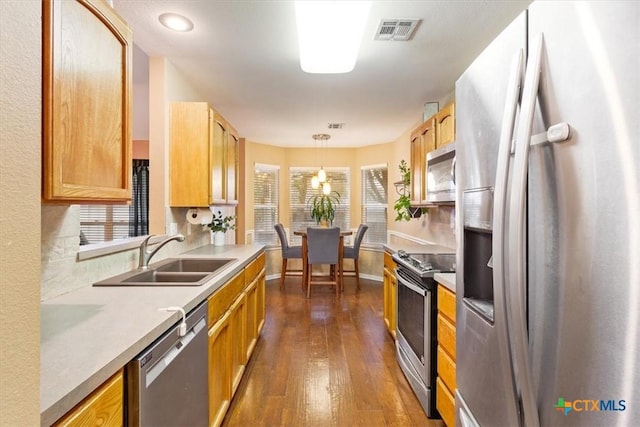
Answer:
[93,258,236,287]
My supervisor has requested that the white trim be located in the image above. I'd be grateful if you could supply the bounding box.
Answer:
[289,166,349,172]
[254,162,280,171]
[360,163,388,170]
[77,235,169,261]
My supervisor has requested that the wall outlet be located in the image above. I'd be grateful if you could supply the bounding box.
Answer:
[168,222,178,236]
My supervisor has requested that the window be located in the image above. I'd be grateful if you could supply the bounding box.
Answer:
[79,159,149,244]
[361,164,388,244]
[289,167,350,245]
[253,163,280,245]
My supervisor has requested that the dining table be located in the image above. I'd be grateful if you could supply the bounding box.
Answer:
[293,228,353,292]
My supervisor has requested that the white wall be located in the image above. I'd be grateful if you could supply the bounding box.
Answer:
[0,1,41,424]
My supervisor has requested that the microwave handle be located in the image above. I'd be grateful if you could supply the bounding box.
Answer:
[451,155,456,185]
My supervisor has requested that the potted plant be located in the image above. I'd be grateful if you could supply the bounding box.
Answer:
[307,191,341,226]
[393,160,426,221]
[207,211,236,246]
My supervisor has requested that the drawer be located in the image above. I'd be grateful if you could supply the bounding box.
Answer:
[436,376,455,427]
[438,284,456,324]
[437,345,456,392]
[208,271,245,328]
[384,251,396,271]
[244,257,257,284]
[244,253,266,285]
[255,252,265,272]
[438,313,456,360]
[54,370,123,426]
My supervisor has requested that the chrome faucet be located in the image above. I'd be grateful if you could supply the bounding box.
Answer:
[138,234,185,269]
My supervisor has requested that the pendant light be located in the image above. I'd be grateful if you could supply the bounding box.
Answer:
[312,133,331,188]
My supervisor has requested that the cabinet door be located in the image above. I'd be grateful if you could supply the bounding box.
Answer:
[226,130,239,205]
[256,269,266,335]
[169,102,212,207]
[383,268,392,332]
[244,277,259,359]
[436,102,455,148]
[53,370,123,427]
[409,134,423,204]
[208,311,231,427]
[390,272,397,338]
[211,117,227,204]
[43,0,132,203]
[229,292,247,396]
[421,118,437,203]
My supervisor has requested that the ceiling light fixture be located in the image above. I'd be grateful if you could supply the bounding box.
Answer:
[158,13,194,32]
[294,1,371,74]
[312,133,331,193]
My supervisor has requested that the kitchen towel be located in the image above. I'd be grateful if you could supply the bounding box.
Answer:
[186,208,213,225]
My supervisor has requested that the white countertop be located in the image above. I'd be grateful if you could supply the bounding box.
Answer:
[40,244,264,426]
[435,273,456,293]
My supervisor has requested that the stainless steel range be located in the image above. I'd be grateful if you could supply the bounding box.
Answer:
[392,250,455,418]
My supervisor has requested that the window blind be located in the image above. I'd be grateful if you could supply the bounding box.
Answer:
[253,163,280,245]
[80,159,149,244]
[80,204,131,244]
[289,167,350,245]
[361,164,388,244]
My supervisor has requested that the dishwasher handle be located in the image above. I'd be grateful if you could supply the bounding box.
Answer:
[145,316,206,387]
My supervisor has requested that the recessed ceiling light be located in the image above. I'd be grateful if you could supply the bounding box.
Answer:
[295,1,371,74]
[158,13,194,32]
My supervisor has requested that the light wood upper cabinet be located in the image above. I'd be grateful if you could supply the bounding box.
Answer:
[43,0,132,203]
[226,130,239,205]
[409,102,455,206]
[436,102,455,148]
[170,102,239,207]
[409,132,424,205]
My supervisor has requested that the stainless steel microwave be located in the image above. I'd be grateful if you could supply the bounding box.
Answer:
[426,142,456,203]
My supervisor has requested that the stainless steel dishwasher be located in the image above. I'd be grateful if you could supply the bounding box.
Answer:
[127,301,208,426]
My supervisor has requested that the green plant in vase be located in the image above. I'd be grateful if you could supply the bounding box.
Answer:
[307,191,341,226]
[208,211,237,233]
[208,211,236,245]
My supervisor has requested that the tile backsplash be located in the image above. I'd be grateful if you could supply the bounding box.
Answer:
[41,205,211,301]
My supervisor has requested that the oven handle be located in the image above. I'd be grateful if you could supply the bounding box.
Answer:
[396,270,427,296]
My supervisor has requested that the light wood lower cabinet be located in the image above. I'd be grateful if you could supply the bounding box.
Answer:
[229,292,247,395]
[383,251,397,339]
[436,284,456,427]
[53,369,123,427]
[208,252,266,427]
[208,311,231,427]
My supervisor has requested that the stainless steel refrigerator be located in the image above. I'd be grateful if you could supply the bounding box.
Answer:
[455,2,639,426]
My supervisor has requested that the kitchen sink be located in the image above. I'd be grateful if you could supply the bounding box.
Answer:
[122,271,209,284]
[153,258,235,273]
[93,257,237,287]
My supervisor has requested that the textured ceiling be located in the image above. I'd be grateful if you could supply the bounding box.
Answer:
[114,0,531,147]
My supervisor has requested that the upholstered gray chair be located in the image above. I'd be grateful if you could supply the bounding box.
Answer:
[305,227,341,298]
[274,224,303,290]
[342,224,368,291]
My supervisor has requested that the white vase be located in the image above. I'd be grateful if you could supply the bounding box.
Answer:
[212,231,225,246]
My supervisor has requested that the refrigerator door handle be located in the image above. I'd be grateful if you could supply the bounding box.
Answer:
[492,48,525,423]
[508,35,544,427]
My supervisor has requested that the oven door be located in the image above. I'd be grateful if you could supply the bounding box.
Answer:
[396,268,432,386]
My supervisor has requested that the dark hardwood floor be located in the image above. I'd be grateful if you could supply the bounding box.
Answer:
[222,276,445,427]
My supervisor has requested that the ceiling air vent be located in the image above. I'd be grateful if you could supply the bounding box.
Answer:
[328,123,345,129]
[374,19,421,41]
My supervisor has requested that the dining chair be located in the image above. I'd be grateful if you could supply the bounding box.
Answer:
[305,227,341,298]
[342,224,369,291]
[274,224,303,290]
